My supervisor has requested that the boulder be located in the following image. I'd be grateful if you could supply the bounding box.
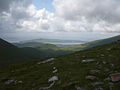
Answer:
[82,59,95,63]
[48,76,58,82]
[91,82,104,86]
[86,76,96,80]
[110,73,120,82]
[90,70,100,73]
[4,80,14,85]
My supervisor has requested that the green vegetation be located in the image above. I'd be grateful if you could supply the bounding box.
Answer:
[14,35,120,52]
[64,35,120,51]
[13,42,61,50]
[1,35,120,66]
[0,42,120,90]
[0,38,72,66]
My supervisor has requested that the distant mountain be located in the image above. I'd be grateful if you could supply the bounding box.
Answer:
[13,42,60,50]
[13,35,120,52]
[65,35,120,51]
[18,38,86,46]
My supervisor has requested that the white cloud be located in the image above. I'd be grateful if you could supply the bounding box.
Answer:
[0,0,120,41]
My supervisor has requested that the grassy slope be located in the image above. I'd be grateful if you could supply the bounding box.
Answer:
[0,42,120,90]
[13,42,60,50]
[64,35,120,51]
[0,39,65,66]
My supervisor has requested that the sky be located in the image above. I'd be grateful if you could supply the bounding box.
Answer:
[0,0,120,42]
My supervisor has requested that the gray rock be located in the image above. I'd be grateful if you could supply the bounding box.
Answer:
[86,76,96,80]
[101,54,104,56]
[4,80,14,85]
[91,82,104,86]
[37,58,55,64]
[104,77,111,81]
[75,86,86,90]
[48,76,58,82]
[39,81,55,90]
[103,61,106,64]
[82,59,95,63]
[109,82,114,90]
[53,67,56,69]
[111,64,114,67]
[90,70,100,73]
[110,73,120,82]
[96,61,100,65]
[18,81,22,84]
[53,69,58,73]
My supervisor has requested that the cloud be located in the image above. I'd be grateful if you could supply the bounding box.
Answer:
[53,0,120,23]
[0,0,120,41]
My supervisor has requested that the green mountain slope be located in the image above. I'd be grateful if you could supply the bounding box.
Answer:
[0,42,120,90]
[0,38,29,66]
[64,35,120,51]
[0,38,72,66]
[13,42,61,50]
[14,35,120,52]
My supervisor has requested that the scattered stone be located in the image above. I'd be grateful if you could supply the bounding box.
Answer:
[39,81,55,90]
[4,80,14,85]
[48,76,58,82]
[96,61,100,65]
[39,76,58,90]
[53,69,58,73]
[110,73,120,82]
[101,54,104,56]
[90,70,100,73]
[53,67,56,70]
[104,77,111,81]
[103,61,106,64]
[111,64,114,67]
[86,76,96,80]
[91,82,104,86]
[95,87,104,90]
[37,58,54,64]
[82,59,95,63]
[18,81,23,84]
[107,48,111,51]
[75,86,86,90]
[109,82,114,90]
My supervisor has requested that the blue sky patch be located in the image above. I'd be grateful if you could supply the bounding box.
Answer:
[33,0,54,12]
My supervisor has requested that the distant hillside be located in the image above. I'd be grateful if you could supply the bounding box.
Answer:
[64,35,120,51]
[13,42,60,50]
[18,38,86,46]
